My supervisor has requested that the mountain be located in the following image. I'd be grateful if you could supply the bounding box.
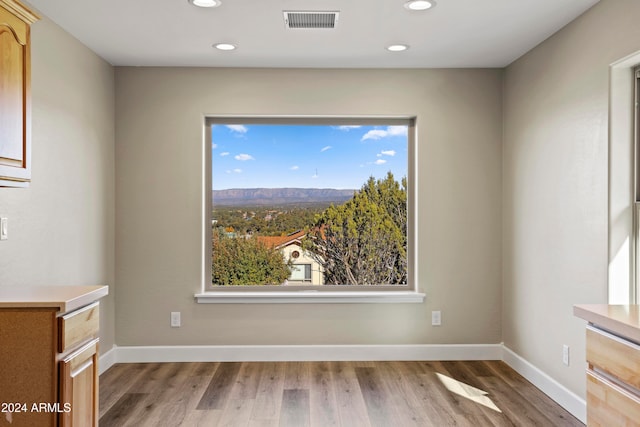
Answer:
[212,188,356,206]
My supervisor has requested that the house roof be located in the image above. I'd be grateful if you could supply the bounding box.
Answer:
[256,230,307,250]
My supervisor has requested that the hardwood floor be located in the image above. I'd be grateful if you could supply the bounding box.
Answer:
[99,360,583,426]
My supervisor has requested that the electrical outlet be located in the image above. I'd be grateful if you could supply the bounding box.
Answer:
[562,345,570,366]
[431,310,441,326]
[171,311,181,328]
[1,217,7,241]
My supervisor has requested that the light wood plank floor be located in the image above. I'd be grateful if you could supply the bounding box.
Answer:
[99,361,584,426]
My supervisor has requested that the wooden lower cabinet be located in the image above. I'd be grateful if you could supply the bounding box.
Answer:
[0,286,107,427]
[59,339,99,427]
[585,325,640,426]
[0,308,59,426]
[574,307,640,426]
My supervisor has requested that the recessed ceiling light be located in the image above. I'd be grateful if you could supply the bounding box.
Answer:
[386,44,409,52]
[189,0,221,8]
[214,43,236,51]
[404,0,435,11]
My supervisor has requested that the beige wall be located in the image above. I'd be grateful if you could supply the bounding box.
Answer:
[0,17,116,352]
[114,67,503,346]
[503,0,640,397]
[7,0,639,409]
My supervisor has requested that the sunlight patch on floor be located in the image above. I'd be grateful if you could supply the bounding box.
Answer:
[436,372,502,413]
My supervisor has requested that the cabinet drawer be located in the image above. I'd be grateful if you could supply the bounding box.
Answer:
[587,370,640,426]
[587,325,640,389]
[59,302,99,353]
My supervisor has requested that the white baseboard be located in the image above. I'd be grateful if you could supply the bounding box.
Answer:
[502,346,586,424]
[99,346,117,375]
[112,343,503,363]
[99,343,584,423]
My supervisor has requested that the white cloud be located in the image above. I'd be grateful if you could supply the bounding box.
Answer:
[381,150,396,156]
[320,146,332,152]
[212,143,218,149]
[361,130,388,141]
[220,152,230,156]
[233,168,242,173]
[361,126,408,141]
[290,165,299,170]
[336,125,361,131]
[226,125,248,134]
[387,126,408,136]
[375,159,387,165]
[235,153,254,161]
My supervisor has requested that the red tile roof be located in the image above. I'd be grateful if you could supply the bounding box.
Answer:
[256,230,307,249]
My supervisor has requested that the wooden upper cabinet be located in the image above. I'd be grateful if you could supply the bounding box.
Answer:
[0,0,38,187]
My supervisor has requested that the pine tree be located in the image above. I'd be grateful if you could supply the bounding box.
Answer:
[305,172,407,285]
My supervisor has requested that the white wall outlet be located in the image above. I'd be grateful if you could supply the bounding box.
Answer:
[170,311,181,328]
[431,310,441,326]
[562,344,570,366]
[0,217,7,240]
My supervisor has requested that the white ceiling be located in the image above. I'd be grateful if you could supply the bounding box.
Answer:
[27,0,599,68]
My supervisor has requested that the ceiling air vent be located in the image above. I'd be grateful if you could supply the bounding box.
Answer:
[283,11,339,29]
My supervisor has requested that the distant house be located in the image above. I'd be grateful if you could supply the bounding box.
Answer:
[257,230,324,285]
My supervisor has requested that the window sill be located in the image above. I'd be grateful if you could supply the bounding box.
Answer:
[195,291,425,304]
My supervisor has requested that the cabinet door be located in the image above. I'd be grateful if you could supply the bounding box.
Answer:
[59,339,99,427]
[0,1,38,187]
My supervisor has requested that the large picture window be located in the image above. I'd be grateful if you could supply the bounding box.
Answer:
[204,117,415,293]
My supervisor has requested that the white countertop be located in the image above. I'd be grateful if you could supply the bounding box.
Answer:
[0,285,108,313]
[574,304,640,343]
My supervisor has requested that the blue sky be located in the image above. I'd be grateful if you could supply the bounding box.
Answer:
[211,124,408,190]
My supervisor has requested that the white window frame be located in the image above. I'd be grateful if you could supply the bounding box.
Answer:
[634,68,640,304]
[196,116,424,304]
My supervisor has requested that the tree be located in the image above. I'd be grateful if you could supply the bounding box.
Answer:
[212,230,292,286]
[305,172,407,285]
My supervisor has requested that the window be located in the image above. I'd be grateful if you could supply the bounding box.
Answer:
[634,67,640,304]
[199,117,421,302]
[609,58,640,305]
[289,264,312,283]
